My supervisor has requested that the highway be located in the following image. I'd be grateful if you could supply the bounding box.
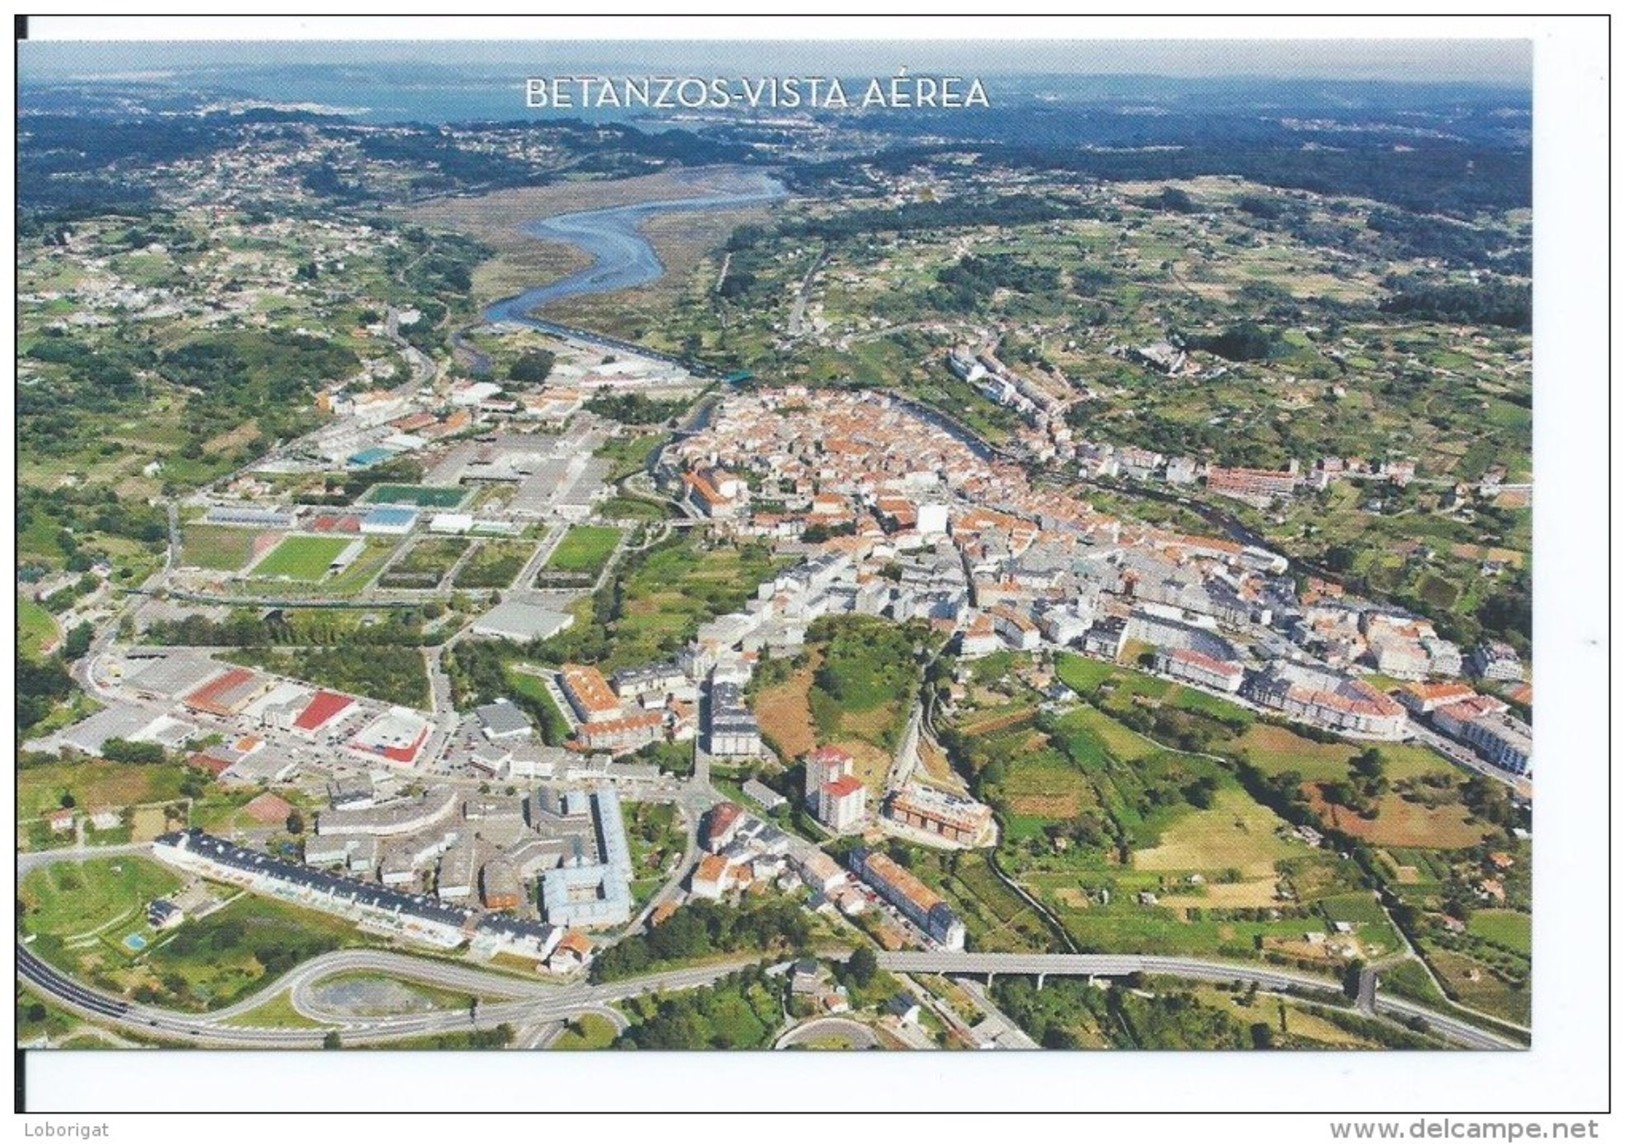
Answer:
[20,901,1523,1050]
[18,941,754,1049]
[875,952,1523,1051]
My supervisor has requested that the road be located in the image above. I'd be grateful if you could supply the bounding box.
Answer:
[875,952,1523,1051]
[18,842,155,879]
[883,704,923,793]
[17,941,754,1049]
[774,1015,877,1050]
[1405,715,1530,794]
[956,977,1039,1049]
[513,522,571,592]
[615,758,726,935]
[785,247,828,338]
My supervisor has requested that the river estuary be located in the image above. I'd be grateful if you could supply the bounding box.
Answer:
[482,168,787,331]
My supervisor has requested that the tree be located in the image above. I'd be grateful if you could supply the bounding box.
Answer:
[285,809,305,836]
[1343,959,1367,1002]
[508,350,556,384]
[101,738,165,765]
[1250,1021,1275,1050]
[1350,747,1389,803]
[1350,748,1387,783]
[63,622,94,661]
[1042,1026,1081,1049]
[322,1031,342,1049]
[846,946,878,989]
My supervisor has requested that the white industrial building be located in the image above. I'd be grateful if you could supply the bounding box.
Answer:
[429,513,475,534]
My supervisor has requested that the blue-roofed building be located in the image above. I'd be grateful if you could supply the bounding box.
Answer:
[360,506,419,536]
[348,447,399,468]
[539,786,633,928]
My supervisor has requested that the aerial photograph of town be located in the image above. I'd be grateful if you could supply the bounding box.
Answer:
[16,23,1559,1088]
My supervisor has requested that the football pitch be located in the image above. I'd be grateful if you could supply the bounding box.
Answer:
[252,536,354,580]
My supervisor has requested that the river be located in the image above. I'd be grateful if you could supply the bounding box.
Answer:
[482,169,787,331]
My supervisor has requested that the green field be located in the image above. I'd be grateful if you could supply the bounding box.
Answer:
[1379,847,1453,891]
[943,853,1055,952]
[939,672,1390,968]
[1427,947,1530,1026]
[320,540,395,595]
[1167,684,1257,724]
[1054,653,1126,696]
[251,535,354,581]
[18,595,59,658]
[178,524,260,572]
[189,788,309,836]
[1376,957,1454,1009]
[1235,723,1455,784]
[377,537,469,589]
[551,1013,620,1050]
[1055,654,1173,704]
[1317,892,1393,928]
[1133,788,1298,878]
[1317,892,1406,953]
[594,432,669,482]
[452,540,533,589]
[20,857,182,944]
[140,892,373,1012]
[219,992,329,1030]
[1055,655,1451,787]
[543,526,622,576]
[504,667,572,743]
[1045,894,1335,961]
[804,615,921,761]
[975,724,1100,835]
[19,760,189,822]
[363,484,468,508]
[597,495,669,522]
[1061,703,1157,762]
[1466,909,1532,956]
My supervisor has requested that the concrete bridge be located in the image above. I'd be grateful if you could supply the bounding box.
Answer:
[875,951,1523,1051]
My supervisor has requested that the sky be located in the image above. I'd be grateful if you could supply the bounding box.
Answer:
[19,35,1532,87]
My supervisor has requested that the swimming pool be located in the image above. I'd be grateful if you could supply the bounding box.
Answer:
[123,933,148,952]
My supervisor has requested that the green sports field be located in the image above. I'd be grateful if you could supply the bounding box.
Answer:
[178,524,260,572]
[252,536,354,580]
[544,525,622,575]
[362,484,469,509]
